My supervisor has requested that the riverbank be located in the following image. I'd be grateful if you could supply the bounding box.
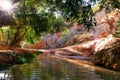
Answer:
[38,35,120,71]
[0,47,41,69]
[0,34,120,71]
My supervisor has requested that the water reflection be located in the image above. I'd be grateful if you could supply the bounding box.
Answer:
[0,55,120,80]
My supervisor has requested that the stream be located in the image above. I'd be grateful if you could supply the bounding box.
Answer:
[0,55,120,80]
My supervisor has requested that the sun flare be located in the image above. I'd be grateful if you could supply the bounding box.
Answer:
[0,0,12,11]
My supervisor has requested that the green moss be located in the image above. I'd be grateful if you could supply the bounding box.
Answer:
[17,51,43,63]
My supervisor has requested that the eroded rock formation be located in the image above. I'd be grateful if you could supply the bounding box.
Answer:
[93,39,120,71]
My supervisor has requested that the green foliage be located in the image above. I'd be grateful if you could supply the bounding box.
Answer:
[4,0,120,46]
[1,0,98,45]
[45,0,97,29]
[17,53,35,63]
[24,27,38,44]
[18,56,27,63]
[117,19,120,27]
[92,3,100,12]
[30,12,51,35]
[14,0,65,37]
[34,51,43,56]
[113,19,120,37]
[1,26,26,46]
[17,51,42,63]
[2,26,28,46]
[23,11,65,44]
[53,16,65,32]
[61,28,70,40]
[98,0,120,12]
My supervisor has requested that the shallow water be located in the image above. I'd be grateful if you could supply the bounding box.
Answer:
[0,55,120,80]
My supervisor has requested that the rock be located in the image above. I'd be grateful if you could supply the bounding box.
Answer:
[49,49,82,56]
[32,39,47,49]
[0,49,37,64]
[63,33,93,47]
[0,52,16,63]
[93,39,120,71]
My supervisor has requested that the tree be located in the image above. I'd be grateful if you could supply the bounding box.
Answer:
[40,0,97,29]
[98,0,120,12]
[1,0,98,46]
[9,0,66,45]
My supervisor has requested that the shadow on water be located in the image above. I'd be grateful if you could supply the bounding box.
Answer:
[0,55,120,80]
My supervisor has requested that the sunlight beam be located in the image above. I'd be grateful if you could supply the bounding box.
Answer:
[0,0,13,11]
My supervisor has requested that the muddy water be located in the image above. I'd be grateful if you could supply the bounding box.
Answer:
[0,55,120,80]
